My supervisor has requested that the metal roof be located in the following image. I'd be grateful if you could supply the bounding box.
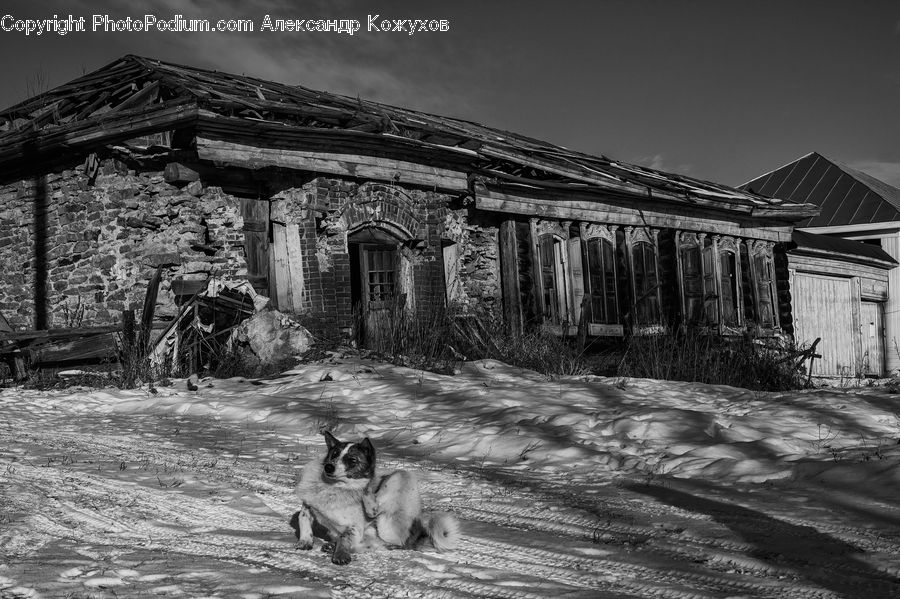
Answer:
[743,152,900,227]
[791,229,897,268]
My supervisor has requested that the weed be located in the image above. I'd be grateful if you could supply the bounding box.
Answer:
[617,328,810,392]
[356,300,592,378]
[811,423,839,454]
[518,440,542,461]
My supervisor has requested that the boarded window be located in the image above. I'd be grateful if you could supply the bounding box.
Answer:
[752,251,777,328]
[568,238,585,324]
[702,244,719,324]
[719,250,740,327]
[587,237,618,324]
[632,241,660,325]
[680,243,704,324]
[538,235,568,323]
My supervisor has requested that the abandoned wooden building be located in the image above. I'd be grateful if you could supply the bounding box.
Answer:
[0,55,820,360]
[745,152,900,377]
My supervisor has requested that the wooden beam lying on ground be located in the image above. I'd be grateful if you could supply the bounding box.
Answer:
[0,325,123,342]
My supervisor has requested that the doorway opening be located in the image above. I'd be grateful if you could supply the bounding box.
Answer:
[349,227,404,349]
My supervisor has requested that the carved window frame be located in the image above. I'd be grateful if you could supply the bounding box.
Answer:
[624,226,662,331]
[531,219,571,327]
[747,240,779,330]
[675,231,710,327]
[711,235,744,333]
[581,224,620,327]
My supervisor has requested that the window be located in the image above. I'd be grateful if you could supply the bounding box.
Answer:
[701,243,719,324]
[586,236,619,324]
[677,233,754,331]
[719,248,740,327]
[749,241,778,329]
[676,232,780,334]
[625,227,661,328]
[538,234,568,324]
[633,242,660,324]
[677,233,705,325]
[363,247,396,307]
[530,219,576,329]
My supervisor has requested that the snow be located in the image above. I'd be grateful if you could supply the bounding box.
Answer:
[1,354,899,597]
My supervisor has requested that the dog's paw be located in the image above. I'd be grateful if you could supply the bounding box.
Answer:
[294,539,314,551]
[331,547,352,565]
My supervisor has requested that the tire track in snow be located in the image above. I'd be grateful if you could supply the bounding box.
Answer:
[445,476,900,598]
[5,388,900,599]
[460,536,775,599]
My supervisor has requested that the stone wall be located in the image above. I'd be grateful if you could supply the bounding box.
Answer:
[0,156,247,329]
[0,158,506,336]
[444,209,502,313]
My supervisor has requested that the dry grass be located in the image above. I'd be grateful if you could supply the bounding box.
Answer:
[617,328,809,391]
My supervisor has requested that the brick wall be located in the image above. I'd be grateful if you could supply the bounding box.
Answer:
[273,178,464,330]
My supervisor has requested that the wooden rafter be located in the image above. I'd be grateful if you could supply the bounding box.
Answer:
[0,54,820,221]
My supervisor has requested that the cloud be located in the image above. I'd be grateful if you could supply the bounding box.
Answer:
[633,154,693,175]
[99,0,489,120]
[848,160,900,188]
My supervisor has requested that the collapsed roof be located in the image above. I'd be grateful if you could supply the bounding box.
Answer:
[0,54,817,222]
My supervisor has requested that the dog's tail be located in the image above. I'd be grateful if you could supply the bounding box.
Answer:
[418,512,460,552]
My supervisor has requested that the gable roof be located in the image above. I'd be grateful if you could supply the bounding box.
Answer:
[742,151,900,227]
[0,55,817,222]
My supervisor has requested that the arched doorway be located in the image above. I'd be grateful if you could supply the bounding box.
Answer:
[348,226,405,350]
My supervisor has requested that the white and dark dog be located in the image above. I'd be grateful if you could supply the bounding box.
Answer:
[290,431,460,565]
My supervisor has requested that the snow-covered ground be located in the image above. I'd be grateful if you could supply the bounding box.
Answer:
[1,355,899,598]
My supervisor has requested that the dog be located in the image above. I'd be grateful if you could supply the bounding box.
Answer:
[290,431,460,565]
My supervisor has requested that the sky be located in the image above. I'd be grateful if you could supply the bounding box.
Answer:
[0,0,898,189]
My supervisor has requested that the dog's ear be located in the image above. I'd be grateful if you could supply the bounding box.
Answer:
[323,430,340,450]
[359,437,376,462]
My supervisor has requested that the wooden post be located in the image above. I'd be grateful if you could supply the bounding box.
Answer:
[138,267,162,355]
[122,309,136,350]
[499,220,522,336]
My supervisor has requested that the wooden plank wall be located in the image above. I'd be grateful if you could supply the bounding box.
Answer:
[265,199,307,314]
[498,221,522,334]
[240,198,270,293]
[268,222,307,314]
[882,234,900,373]
[791,273,855,376]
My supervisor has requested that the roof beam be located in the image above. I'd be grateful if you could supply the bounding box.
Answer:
[195,136,469,192]
[475,187,793,242]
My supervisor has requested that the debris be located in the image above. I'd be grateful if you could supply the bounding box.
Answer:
[149,277,264,375]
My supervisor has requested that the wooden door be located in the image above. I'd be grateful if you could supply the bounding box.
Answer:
[860,301,884,376]
[268,222,305,314]
[240,199,269,294]
[792,273,854,376]
[357,245,399,350]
